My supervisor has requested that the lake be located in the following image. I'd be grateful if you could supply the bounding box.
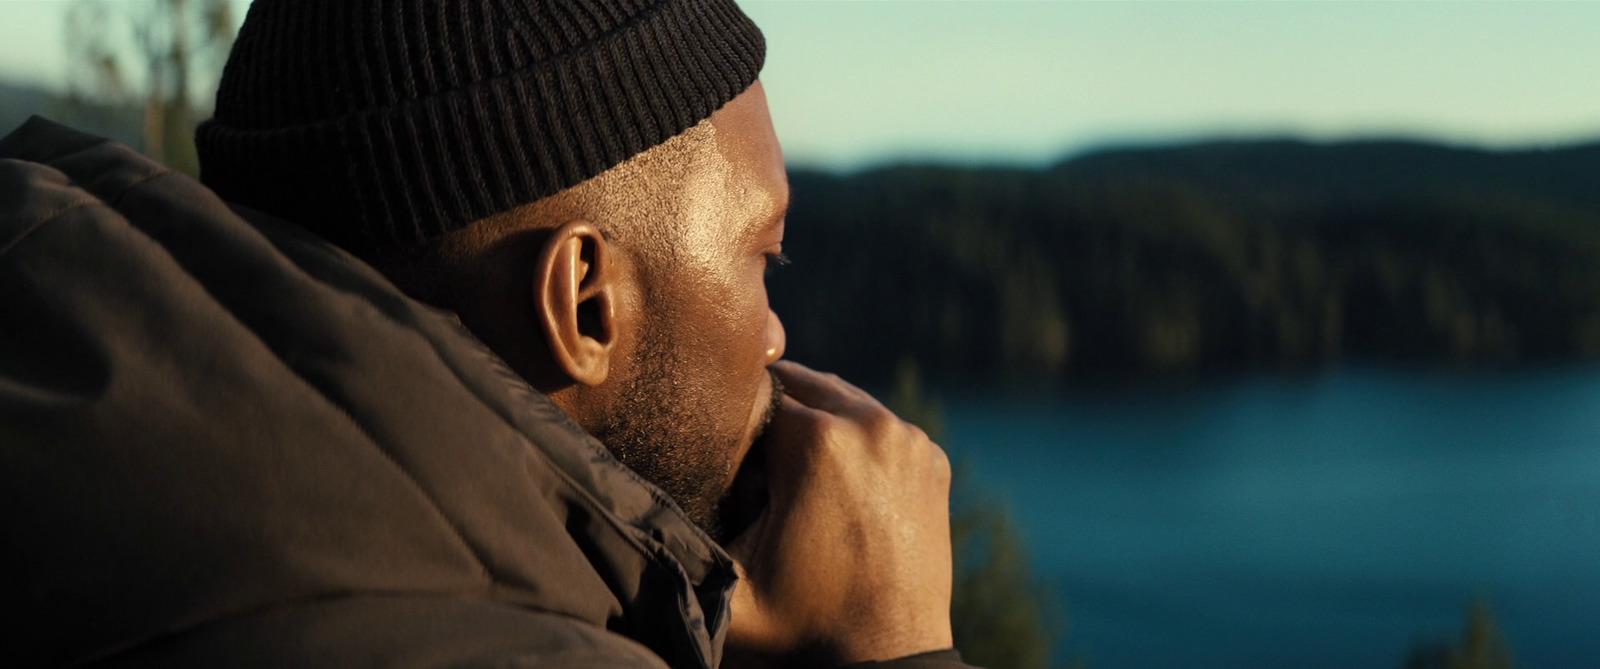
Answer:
[942,366,1600,669]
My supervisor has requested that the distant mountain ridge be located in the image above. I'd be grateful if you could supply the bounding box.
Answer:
[770,138,1600,387]
[1060,138,1600,211]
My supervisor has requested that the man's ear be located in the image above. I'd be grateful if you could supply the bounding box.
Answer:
[532,221,620,387]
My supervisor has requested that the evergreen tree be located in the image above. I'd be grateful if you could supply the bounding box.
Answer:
[1404,600,1518,669]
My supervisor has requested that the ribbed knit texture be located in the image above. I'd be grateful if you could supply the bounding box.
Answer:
[195,0,765,251]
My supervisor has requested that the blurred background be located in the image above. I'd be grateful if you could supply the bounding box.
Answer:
[4,1,1598,668]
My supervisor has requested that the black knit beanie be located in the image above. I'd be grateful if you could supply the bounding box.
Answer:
[195,0,765,252]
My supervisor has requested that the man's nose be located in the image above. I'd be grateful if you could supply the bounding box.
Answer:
[764,309,786,365]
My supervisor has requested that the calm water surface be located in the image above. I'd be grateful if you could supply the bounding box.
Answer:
[943,366,1600,669]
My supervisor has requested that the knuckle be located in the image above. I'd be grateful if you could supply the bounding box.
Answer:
[803,411,839,441]
[930,445,953,481]
[804,414,848,457]
[905,422,929,442]
[797,405,828,427]
[858,409,904,448]
[864,407,899,433]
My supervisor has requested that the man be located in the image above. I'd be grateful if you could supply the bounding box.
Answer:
[0,1,970,667]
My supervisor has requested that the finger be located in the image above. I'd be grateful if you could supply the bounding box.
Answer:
[769,360,856,414]
[770,361,883,416]
[815,367,879,406]
[755,394,838,494]
[761,394,826,456]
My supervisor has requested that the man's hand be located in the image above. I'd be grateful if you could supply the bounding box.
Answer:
[723,361,954,666]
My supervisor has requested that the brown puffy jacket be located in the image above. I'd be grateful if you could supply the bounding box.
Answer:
[0,118,973,669]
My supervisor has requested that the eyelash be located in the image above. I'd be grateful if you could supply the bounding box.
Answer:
[764,252,791,277]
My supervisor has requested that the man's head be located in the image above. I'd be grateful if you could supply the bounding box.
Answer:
[196,0,786,539]
[381,83,790,538]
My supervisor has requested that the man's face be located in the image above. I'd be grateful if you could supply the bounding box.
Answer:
[587,82,789,541]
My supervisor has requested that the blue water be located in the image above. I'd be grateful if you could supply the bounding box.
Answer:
[942,366,1600,669]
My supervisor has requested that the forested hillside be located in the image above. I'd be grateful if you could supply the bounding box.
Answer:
[768,140,1600,387]
[9,88,1600,388]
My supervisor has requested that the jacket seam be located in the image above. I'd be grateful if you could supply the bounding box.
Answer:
[0,164,174,259]
[104,167,176,206]
[0,199,95,258]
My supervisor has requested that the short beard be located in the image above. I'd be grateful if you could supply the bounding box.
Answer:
[587,319,783,543]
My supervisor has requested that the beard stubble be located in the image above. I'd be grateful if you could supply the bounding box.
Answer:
[587,318,783,543]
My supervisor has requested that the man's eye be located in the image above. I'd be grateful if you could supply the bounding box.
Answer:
[763,252,791,277]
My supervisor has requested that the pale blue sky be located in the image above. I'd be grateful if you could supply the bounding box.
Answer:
[3,1,1598,169]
